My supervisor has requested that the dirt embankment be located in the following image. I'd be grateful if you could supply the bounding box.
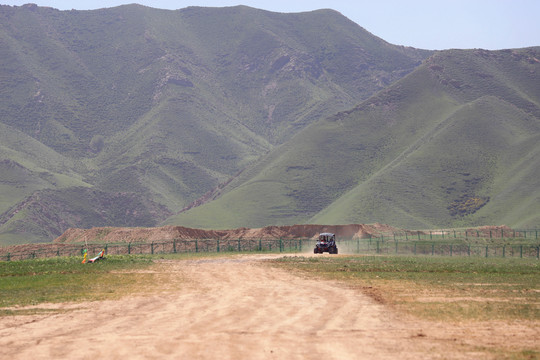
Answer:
[53,223,401,244]
[0,224,517,257]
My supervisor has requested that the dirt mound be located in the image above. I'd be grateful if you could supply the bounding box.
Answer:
[55,226,229,244]
[467,225,514,237]
[53,224,404,244]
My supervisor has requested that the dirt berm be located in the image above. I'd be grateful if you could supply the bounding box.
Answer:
[54,223,401,244]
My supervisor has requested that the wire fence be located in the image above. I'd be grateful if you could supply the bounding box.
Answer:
[381,228,539,241]
[340,239,540,258]
[0,238,306,261]
[1,229,538,261]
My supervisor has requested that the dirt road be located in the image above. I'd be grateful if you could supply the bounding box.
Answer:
[0,254,503,359]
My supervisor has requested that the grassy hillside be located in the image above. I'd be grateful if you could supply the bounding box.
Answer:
[0,187,172,245]
[0,4,430,243]
[168,48,540,229]
[0,122,90,215]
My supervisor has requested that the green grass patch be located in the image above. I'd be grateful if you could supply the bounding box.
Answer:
[0,251,260,315]
[273,255,540,321]
[0,255,156,313]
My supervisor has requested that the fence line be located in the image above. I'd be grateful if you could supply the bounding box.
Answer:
[1,231,539,261]
[340,239,539,259]
[0,238,307,261]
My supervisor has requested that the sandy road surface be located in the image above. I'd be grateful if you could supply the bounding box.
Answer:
[0,254,509,359]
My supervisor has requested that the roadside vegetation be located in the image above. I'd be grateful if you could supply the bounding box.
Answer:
[0,253,226,315]
[273,254,540,358]
[0,255,151,315]
[273,255,540,322]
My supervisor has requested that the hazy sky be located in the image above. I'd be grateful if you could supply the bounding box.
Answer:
[2,0,539,50]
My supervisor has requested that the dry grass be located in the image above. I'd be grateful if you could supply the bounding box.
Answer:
[272,255,540,359]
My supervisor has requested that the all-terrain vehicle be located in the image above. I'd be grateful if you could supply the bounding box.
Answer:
[314,232,338,254]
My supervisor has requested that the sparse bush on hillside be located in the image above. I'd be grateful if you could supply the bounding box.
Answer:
[89,135,105,153]
[448,196,489,217]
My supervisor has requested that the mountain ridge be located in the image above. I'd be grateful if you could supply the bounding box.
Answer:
[168,48,540,230]
[1,4,538,244]
[0,4,431,243]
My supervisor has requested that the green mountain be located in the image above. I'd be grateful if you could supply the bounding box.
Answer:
[168,48,540,229]
[0,187,172,245]
[0,4,430,243]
